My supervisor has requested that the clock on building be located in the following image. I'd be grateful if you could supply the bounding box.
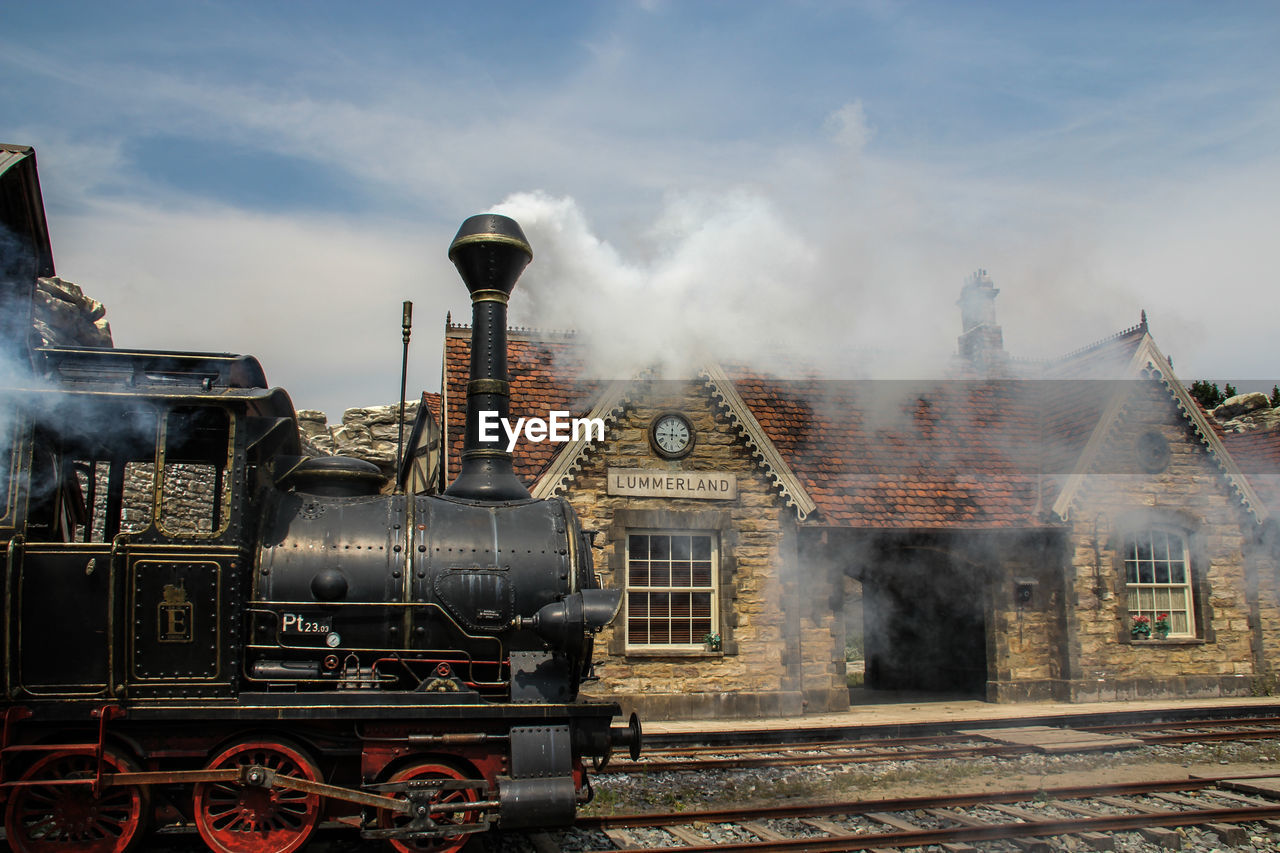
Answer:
[649,412,695,460]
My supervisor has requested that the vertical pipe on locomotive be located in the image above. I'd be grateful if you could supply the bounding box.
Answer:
[443,214,533,501]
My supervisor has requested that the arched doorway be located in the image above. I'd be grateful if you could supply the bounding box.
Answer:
[860,547,989,696]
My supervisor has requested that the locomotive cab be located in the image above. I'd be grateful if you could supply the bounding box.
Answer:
[2,347,301,702]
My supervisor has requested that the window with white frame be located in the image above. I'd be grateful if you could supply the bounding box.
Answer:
[1124,527,1195,637]
[626,531,717,649]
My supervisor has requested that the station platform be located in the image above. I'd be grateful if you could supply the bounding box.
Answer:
[641,691,1280,743]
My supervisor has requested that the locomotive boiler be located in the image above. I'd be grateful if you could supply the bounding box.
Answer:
[0,147,639,853]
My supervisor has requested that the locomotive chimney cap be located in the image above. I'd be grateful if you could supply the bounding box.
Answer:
[449,214,532,297]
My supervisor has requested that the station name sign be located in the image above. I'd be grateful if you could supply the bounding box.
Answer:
[606,468,737,500]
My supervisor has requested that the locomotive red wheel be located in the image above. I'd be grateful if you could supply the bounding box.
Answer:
[192,739,323,853]
[3,747,149,853]
[378,761,482,853]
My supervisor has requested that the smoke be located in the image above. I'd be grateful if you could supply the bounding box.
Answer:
[494,190,822,379]
[484,99,954,381]
[486,97,1150,384]
[0,219,160,522]
[0,224,34,494]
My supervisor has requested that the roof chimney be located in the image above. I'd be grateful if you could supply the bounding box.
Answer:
[956,269,1007,372]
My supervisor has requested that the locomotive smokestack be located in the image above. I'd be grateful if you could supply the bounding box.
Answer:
[444,213,533,501]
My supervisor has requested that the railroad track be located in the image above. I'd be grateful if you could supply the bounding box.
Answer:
[574,773,1280,852]
[609,716,1280,775]
[81,714,1280,850]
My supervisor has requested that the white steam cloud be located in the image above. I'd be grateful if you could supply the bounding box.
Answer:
[481,97,1148,383]
[495,190,822,378]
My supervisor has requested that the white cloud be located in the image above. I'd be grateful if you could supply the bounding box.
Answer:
[825,101,872,154]
[50,197,465,420]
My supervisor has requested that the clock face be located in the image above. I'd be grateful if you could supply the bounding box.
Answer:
[651,413,694,459]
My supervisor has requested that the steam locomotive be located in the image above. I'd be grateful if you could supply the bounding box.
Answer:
[0,145,639,852]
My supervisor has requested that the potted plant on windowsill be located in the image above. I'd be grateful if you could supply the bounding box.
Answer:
[1130,614,1151,640]
[702,632,722,653]
[1153,613,1171,640]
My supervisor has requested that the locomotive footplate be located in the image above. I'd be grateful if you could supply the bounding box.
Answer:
[93,694,629,724]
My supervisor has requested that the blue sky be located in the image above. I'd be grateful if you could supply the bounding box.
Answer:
[3,1,1278,417]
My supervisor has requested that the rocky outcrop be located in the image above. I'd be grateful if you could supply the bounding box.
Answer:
[1211,392,1280,433]
[298,402,420,473]
[34,276,112,347]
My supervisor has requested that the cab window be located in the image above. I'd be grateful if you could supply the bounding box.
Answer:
[159,406,231,537]
[30,405,158,543]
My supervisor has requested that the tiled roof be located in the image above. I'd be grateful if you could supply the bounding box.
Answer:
[1220,428,1280,515]
[1033,321,1151,512]
[1039,322,1147,459]
[729,374,1045,528]
[441,319,1277,529]
[1046,317,1148,377]
[420,391,441,424]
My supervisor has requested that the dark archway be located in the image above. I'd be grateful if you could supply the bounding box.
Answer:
[861,547,988,696]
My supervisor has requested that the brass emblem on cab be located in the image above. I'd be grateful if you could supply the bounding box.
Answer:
[158,582,194,643]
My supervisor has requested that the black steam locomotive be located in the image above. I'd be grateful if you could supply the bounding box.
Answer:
[0,145,639,852]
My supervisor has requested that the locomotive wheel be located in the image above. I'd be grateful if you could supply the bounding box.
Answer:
[192,739,323,853]
[3,747,149,853]
[378,761,482,853]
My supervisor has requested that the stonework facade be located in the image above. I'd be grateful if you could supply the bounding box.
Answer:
[552,380,827,720]
[967,379,1280,704]
[1058,382,1271,700]
[983,536,1066,702]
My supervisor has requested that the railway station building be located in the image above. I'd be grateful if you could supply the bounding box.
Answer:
[437,291,1280,721]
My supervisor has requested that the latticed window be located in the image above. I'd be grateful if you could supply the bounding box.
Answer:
[1124,527,1195,637]
[626,531,716,649]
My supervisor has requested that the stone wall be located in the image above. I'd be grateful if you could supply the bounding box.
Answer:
[1251,538,1280,694]
[797,530,849,712]
[560,380,839,720]
[986,535,1069,702]
[297,402,419,478]
[1060,381,1263,700]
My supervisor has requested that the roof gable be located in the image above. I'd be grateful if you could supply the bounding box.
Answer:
[442,324,814,516]
[1,144,54,366]
[1049,333,1270,525]
[528,370,818,518]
